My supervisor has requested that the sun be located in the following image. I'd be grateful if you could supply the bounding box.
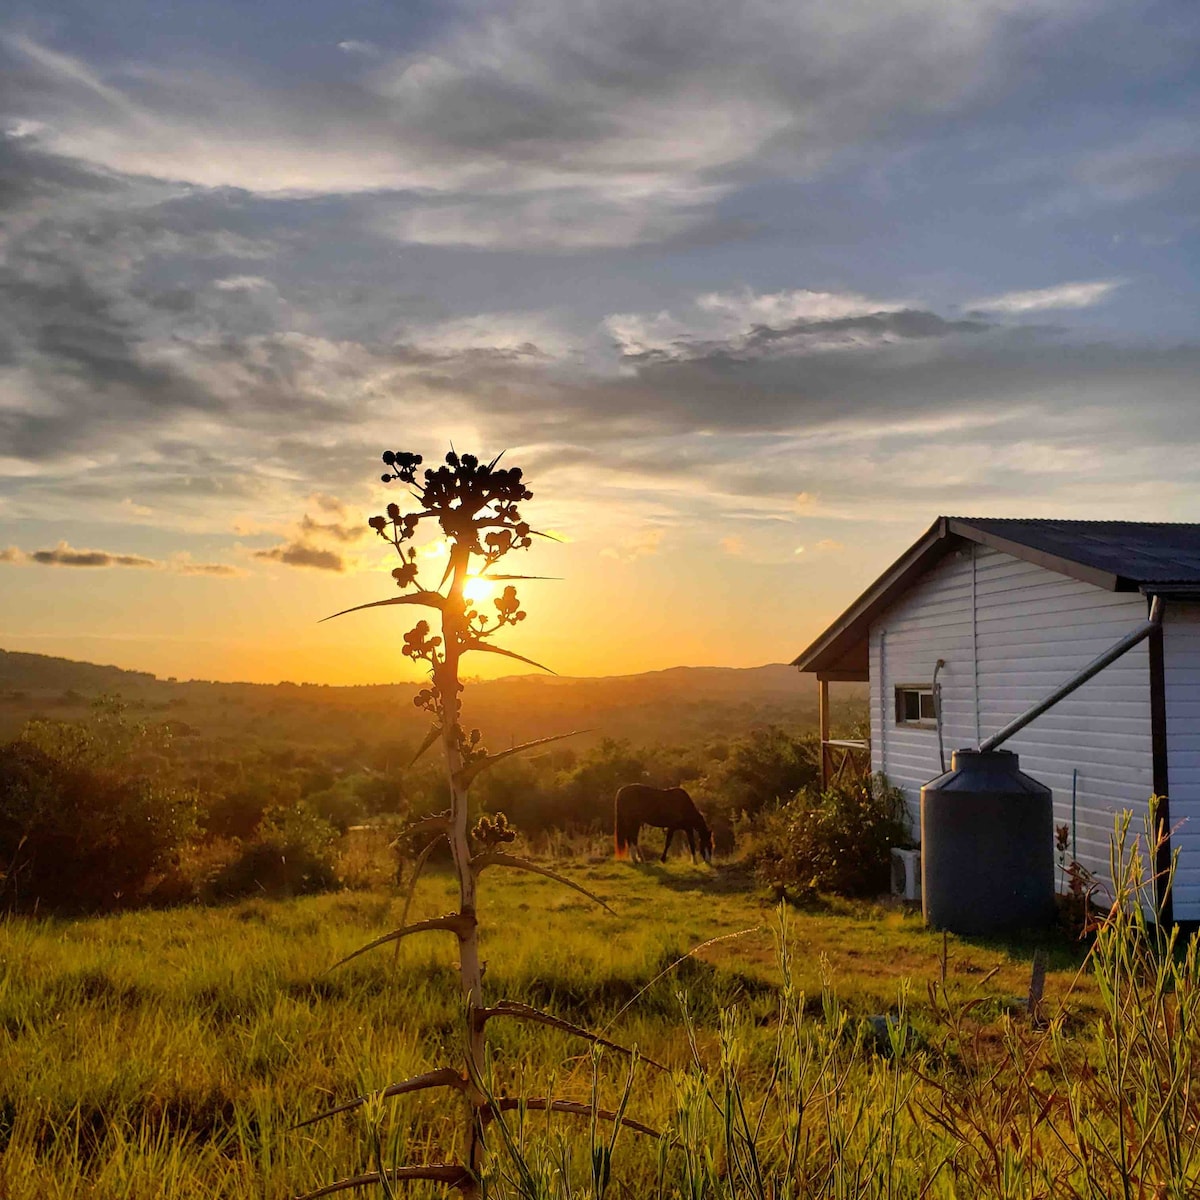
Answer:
[462,575,498,605]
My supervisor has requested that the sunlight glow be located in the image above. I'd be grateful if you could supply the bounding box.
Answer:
[462,575,498,605]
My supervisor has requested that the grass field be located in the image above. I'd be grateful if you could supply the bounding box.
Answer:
[2,839,1195,1198]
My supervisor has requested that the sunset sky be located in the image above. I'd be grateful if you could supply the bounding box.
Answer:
[1,0,1198,685]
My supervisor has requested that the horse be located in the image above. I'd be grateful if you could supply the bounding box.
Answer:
[614,784,713,864]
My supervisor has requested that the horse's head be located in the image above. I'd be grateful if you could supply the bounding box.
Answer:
[678,791,713,864]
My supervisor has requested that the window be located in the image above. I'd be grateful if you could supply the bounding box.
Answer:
[895,685,937,727]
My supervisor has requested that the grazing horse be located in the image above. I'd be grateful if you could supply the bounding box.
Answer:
[614,784,713,864]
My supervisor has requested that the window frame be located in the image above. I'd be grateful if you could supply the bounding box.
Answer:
[894,684,938,729]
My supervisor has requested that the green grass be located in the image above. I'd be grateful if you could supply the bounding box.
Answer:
[0,849,1178,1199]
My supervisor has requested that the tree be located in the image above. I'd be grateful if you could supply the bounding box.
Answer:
[299,450,652,1197]
[0,704,197,912]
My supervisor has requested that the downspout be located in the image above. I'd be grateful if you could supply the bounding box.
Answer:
[932,658,947,773]
[979,595,1163,752]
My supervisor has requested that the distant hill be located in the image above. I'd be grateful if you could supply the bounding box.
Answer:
[0,648,866,748]
[0,649,158,694]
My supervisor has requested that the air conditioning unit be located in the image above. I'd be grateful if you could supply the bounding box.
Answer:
[890,847,921,902]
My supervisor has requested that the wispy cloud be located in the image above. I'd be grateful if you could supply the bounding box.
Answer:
[968,280,1123,313]
[1,0,1071,249]
[2,541,243,575]
[605,288,984,362]
[252,542,346,571]
[28,542,158,568]
[171,555,245,577]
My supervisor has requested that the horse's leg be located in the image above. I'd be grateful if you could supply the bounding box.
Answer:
[686,827,696,862]
[661,828,677,863]
[631,825,642,863]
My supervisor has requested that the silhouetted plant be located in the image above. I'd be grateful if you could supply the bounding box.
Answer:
[298,450,653,1198]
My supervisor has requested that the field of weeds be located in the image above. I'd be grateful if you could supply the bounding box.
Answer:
[2,830,1197,1199]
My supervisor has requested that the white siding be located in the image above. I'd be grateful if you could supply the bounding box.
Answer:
[869,548,976,835]
[870,544,1155,891]
[1163,603,1200,921]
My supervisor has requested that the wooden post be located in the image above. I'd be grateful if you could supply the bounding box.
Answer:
[818,676,830,790]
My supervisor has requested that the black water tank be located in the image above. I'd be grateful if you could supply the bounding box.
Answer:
[921,749,1055,935]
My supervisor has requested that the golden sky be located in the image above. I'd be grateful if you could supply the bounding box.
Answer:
[2,4,1199,683]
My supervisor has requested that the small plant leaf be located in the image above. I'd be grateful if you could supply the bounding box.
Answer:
[389,811,450,848]
[454,731,588,788]
[460,640,556,675]
[410,725,443,767]
[399,834,445,929]
[293,1164,473,1199]
[290,1068,466,1130]
[470,851,614,913]
[488,1097,660,1138]
[320,593,446,623]
[325,913,473,973]
[477,1000,668,1072]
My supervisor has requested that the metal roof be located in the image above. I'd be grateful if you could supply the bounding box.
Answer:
[950,519,1200,586]
[792,516,1200,675]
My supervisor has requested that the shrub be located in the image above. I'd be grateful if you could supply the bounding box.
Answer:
[701,726,819,819]
[0,715,197,913]
[304,778,368,834]
[204,804,340,900]
[740,774,910,898]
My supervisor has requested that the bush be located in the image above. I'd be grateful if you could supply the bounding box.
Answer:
[740,774,910,898]
[0,715,197,913]
[204,804,340,900]
[701,726,819,818]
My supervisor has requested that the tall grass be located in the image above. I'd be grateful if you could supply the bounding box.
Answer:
[475,809,1200,1199]
[2,813,1196,1198]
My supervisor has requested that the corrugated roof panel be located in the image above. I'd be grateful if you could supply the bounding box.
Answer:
[950,519,1200,584]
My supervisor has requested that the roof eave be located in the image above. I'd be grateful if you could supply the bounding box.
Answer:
[791,516,954,673]
[946,519,1123,592]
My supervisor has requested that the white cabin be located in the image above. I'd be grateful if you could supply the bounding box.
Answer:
[792,517,1200,924]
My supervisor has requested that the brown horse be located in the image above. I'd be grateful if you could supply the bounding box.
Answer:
[614,784,713,863]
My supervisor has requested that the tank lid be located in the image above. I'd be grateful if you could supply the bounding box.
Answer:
[921,746,1051,796]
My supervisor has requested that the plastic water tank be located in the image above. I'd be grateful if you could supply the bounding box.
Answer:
[921,749,1055,935]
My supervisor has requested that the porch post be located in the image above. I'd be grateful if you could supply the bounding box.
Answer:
[818,676,830,790]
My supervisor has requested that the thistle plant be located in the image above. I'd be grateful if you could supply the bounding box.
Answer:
[297,450,654,1199]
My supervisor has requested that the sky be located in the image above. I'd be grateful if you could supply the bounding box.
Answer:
[0,0,1198,685]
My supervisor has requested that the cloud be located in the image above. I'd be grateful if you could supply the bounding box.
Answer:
[605,288,988,362]
[299,514,366,544]
[969,280,1123,313]
[28,541,158,568]
[696,287,907,325]
[310,493,348,516]
[2,1,1077,248]
[253,541,346,571]
[212,275,275,292]
[4,541,244,575]
[171,555,245,577]
[600,528,666,562]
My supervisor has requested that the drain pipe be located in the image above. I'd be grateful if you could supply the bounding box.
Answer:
[932,658,947,773]
[980,595,1162,752]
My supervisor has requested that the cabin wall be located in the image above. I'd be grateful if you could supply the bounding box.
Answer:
[869,543,1154,888]
[1163,602,1200,921]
